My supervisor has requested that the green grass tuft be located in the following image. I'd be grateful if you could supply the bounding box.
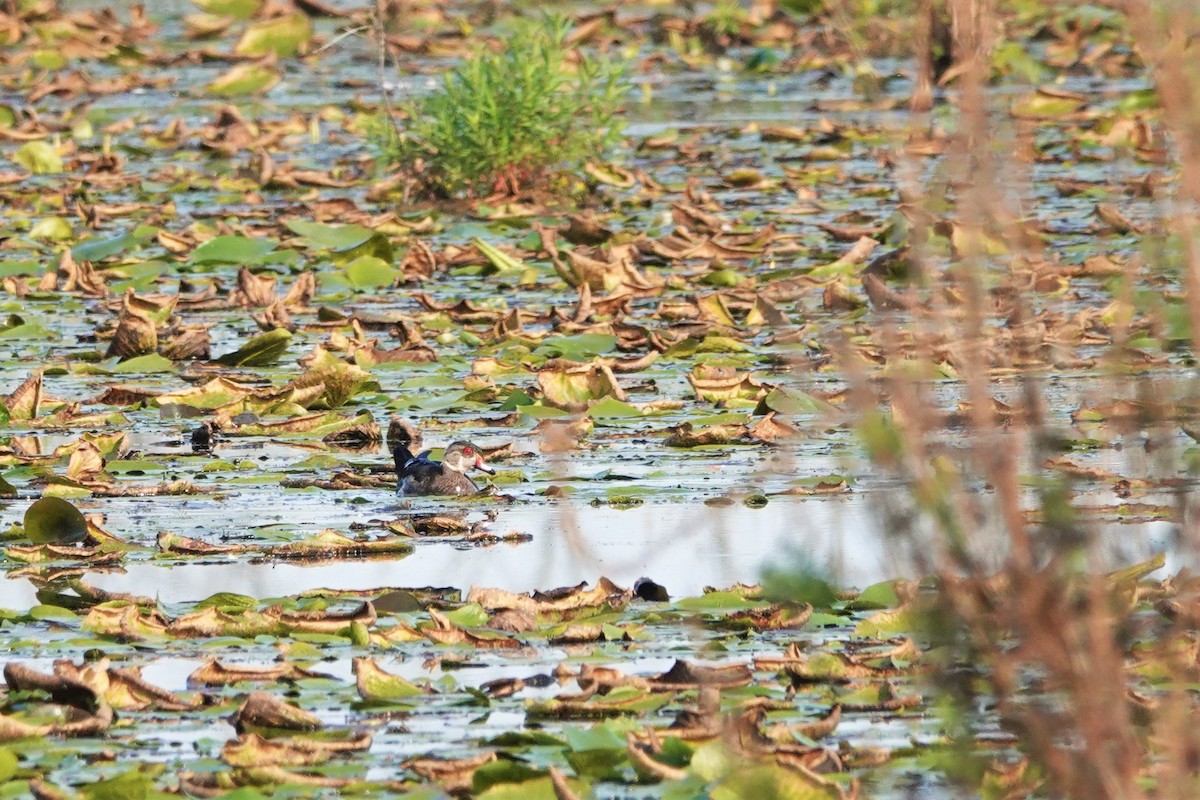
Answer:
[372,15,627,198]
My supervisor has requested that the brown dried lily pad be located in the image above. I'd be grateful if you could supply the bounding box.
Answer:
[222,731,371,768]
[5,371,45,420]
[4,543,124,566]
[234,691,322,732]
[468,577,631,618]
[65,441,106,482]
[160,325,212,360]
[1,663,114,739]
[421,608,521,650]
[280,472,397,491]
[81,602,171,639]
[43,249,107,296]
[766,704,843,742]
[687,365,767,403]
[538,226,662,292]
[353,656,426,702]
[262,530,412,561]
[189,660,333,687]
[664,422,747,448]
[576,664,651,693]
[403,751,498,795]
[785,651,908,684]
[537,359,627,412]
[712,603,814,631]
[648,659,754,690]
[106,304,157,360]
[274,601,377,635]
[57,659,206,712]
[157,530,250,556]
[749,412,800,441]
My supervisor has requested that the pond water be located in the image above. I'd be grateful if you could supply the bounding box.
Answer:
[0,4,1190,797]
[1,491,1178,609]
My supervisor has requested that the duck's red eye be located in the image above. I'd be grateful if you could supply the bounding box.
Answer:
[462,447,473,456]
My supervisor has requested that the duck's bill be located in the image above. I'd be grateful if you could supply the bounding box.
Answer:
[474,455,496,474]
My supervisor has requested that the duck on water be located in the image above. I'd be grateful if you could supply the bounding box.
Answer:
[394,440,495,496]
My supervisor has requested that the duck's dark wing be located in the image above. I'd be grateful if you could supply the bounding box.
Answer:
[400,458,442,480]
[396,450,451,495]
[393,444,416,476]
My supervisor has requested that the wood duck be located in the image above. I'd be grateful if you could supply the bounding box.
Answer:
[394,441,495,496]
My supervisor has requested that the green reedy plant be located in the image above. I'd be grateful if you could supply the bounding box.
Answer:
[373,15,626,198]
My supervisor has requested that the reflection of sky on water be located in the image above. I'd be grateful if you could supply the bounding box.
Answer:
[0,495,1181,609]
[55,496,883,604]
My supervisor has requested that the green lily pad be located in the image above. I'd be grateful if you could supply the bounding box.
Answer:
[31,49,68,70]
[344,255,397,289]
[675,591,764,611]
[29,604,79,620]
[445,603,488,628]
[13,140,62,174]
[0,321,59,340]
[207,62,280,96]
[699,267,743,287]
[284,220,377,251]
[105,460,165,475]
[190,236,278,265]
[235,13,312,58]
[535,334,617,362]
[81,766,159,800]
[29,217,73,241]
[23,497,89,544]
[72,231,145,261]
[355,659,423,702]
[473,238,525,274]
[473,761,544,795]
[194,0,261,17]
[217,328,293,367]
[852,580,901,609]
[112,353,176,374]
[195,593,259,612]
[586,396,643,419]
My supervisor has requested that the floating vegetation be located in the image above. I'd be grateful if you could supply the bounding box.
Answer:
[0,0,1198,797]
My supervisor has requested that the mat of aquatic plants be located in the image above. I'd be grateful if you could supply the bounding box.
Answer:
[0,0,1192,797]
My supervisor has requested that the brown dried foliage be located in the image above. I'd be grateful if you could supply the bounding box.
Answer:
[839,2,1200,797]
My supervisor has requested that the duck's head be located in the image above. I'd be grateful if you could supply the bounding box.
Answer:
[443,441,495,475]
